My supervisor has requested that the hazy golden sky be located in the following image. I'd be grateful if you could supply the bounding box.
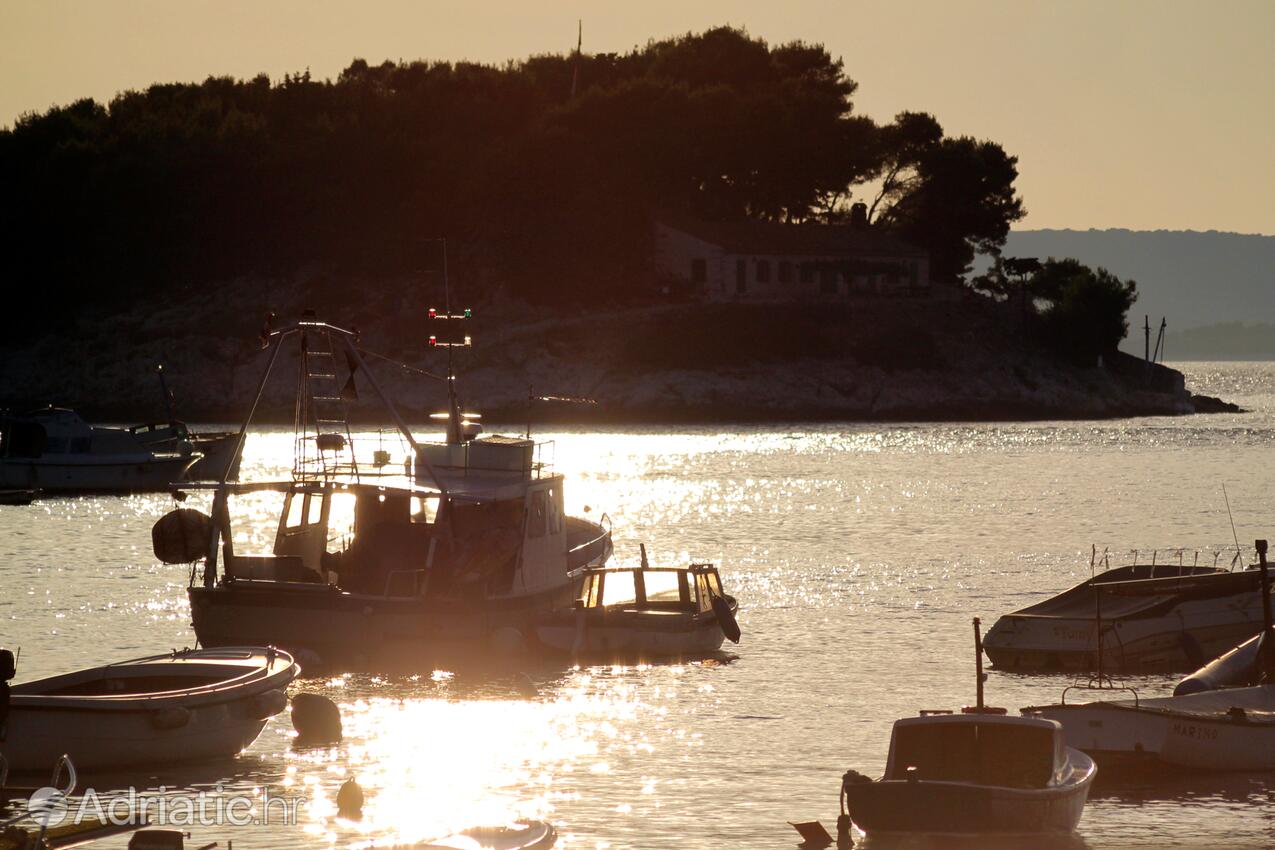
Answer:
[2,1,1272,234]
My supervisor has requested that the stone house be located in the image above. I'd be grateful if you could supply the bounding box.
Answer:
[654,216,930,301]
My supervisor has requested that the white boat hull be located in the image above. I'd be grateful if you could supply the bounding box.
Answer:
[0,455,193,493]
[1026,685,1275,771]
[2,647,297,773]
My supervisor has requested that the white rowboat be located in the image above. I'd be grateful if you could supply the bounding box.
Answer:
[0,647,298,773]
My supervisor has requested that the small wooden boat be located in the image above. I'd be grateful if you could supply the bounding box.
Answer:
[0,646,298,772]
[1025,684,1275,773]
[534,557,740,660]
[839,619,1095,836]
[415,820,556,849]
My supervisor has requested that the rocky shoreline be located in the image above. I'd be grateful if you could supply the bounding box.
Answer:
[0,281,1237,425]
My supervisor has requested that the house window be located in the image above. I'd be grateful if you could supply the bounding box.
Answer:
[735,259,746,294]
[691,259,707,283]
[778,261,792,283]
[820,267,838,295]
[756,260,771,283]
[799,263,815,284]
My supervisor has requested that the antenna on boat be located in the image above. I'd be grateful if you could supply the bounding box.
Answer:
[424,239,474,445]
[155,364,176,423]
[1224,483,1243,570]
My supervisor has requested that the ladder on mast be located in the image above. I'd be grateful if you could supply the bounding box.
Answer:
[295,324,359,482]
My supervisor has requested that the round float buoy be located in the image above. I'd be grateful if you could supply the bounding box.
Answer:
[336,778,364,819]
[151,508,213,564]
[291,693,343,745]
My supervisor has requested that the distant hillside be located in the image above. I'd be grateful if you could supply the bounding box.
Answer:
[995,229,1275,357]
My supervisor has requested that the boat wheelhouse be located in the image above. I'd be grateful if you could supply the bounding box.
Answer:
[178,316,612,668]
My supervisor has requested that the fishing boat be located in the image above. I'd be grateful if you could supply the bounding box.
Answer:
[983,559,1272,673]
[1022,537,1275,773]
[176,314,612,668]
[0,646,297,773]
[0,408,196,493]
[534,554,741,659]
[837,619,1096,836]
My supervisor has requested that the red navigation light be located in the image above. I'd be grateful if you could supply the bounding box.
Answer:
[428,308,437,319]
[428,335,437,347]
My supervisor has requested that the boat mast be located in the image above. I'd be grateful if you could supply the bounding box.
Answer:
[1258,539,1273,683]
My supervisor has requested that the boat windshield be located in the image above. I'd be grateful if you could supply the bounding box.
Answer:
[887,721,1055,789]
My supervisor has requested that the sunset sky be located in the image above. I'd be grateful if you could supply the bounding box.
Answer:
[3,0,1272,235]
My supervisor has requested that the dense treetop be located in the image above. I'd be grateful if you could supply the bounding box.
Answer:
[0,27,1024,331]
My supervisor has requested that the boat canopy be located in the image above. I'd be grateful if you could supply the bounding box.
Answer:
[885,715,1064,789]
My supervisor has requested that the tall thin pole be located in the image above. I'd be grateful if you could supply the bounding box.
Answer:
[973,617,985,710]
[1257,539,1273,683]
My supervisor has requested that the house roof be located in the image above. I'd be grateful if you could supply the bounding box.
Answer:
[658,216,927,259]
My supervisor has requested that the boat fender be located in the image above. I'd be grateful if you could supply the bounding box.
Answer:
[249,688,288,720]
[291,693,343,745]
[150,706,191,731]
[711,595,742,644]
[336,777,364,819]
[151,509,213,564]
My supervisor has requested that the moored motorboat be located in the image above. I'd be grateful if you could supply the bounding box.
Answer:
[534,557,740,660]
[1022,537,1275,773]
[0,408,195,493]
[0,646,298,772]
[837,619,1095,837]
[984,559,1272,673]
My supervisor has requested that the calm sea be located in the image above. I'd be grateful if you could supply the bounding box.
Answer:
[4,362,1275,849]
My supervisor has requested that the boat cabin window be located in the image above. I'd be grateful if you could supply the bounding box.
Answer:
[70,437,91,454]
[887,722,1055,789]
[45,436,68,454]
[411,495,438,524]
[601,571,638,606]
[644,570,685,604]
[694,572,713,613]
